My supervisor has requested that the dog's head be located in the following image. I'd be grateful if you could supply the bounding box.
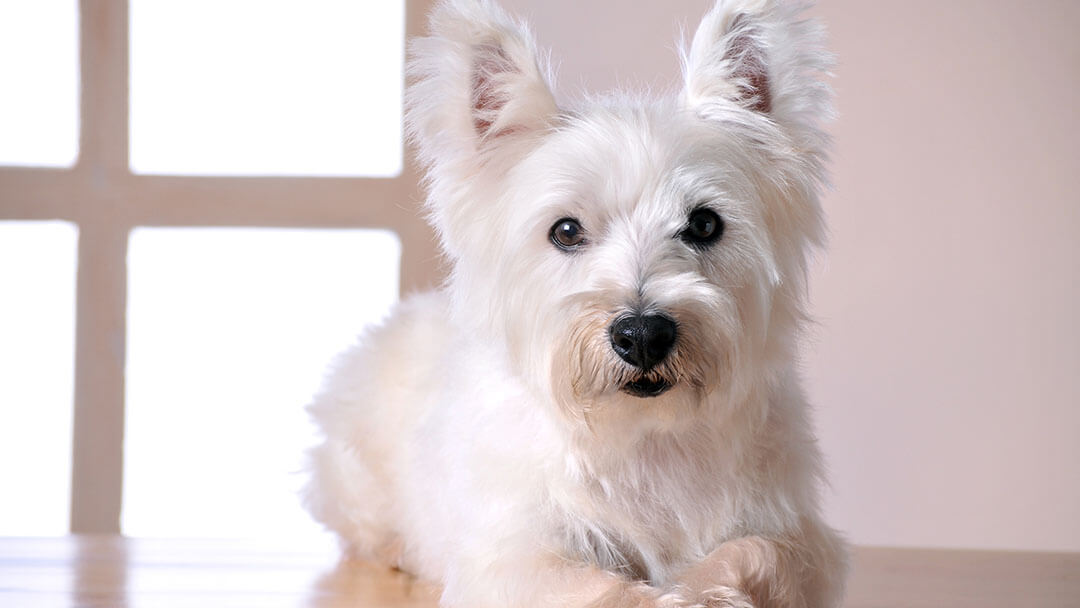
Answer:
[408,0,831,435]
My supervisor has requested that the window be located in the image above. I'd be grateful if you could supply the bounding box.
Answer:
[0,221,78,535]
[0,0,437,537]
[129,0,404,176]
[0,0,79,167]
[123,228,399,538]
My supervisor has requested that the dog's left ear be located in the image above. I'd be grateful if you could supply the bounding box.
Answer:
[683,0,832,154]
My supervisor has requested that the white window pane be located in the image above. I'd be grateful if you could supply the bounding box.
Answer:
[0,221,78,536]
[129,0,403,176]
[124,228,399,540]
[0,0,79,167]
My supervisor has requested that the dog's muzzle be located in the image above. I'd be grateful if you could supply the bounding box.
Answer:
[609,314,676,397]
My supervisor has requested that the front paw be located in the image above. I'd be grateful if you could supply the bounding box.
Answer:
[588,582,691,608]
[690,585,755,608]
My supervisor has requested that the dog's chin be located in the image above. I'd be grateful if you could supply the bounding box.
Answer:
[621,376,673,398]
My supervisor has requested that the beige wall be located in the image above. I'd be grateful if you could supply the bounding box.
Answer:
[500,0,1080,551]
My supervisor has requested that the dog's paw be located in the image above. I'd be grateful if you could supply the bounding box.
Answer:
[691,585,755,608]
[587,582,691,608]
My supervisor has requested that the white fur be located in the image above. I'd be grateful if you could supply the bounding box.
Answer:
[305,1,847,606]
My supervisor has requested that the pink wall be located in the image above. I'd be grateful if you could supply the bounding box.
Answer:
[501,0,1080,551]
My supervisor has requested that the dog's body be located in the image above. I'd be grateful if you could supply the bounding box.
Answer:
[305,1,847,606]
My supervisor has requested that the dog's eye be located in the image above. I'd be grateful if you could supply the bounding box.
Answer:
[680,208,724,247]
[550,218,585,250]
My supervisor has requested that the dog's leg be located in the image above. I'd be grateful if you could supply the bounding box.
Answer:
[442,555,691,608]
[674,519,847,608]
[582,571,688,608]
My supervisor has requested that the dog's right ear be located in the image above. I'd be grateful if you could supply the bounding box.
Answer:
[406,0,558,174]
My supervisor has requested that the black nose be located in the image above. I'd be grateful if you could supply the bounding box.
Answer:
[609,314,677,371]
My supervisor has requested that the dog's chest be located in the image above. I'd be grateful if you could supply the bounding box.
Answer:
[554,448,738,585]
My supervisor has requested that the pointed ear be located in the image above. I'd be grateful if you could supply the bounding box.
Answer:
[682,1,832,149]
[406,0,558,171]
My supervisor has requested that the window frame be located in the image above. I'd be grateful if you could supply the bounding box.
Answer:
[0,0,439,534]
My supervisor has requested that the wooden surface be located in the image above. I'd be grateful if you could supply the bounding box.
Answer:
[0,536,1077,607]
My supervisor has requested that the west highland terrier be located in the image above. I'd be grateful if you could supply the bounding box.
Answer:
[305,0,847,606]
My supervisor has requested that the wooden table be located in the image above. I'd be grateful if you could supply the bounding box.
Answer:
[1,536,1077,607]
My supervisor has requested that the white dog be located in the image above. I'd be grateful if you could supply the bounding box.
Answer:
[304,0,847,606]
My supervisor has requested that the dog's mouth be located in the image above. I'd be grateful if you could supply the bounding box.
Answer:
[621,376,672,398]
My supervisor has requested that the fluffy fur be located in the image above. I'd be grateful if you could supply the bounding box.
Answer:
[304,1,847,606]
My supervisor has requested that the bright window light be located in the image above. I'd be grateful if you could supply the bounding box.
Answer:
[129,0,404,176]
[0,221,78,535]
[0,0,79,167]
[124,228,400,540]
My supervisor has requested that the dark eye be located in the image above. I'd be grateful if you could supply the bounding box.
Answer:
[680,207,724,247]
[550,218,585,250]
